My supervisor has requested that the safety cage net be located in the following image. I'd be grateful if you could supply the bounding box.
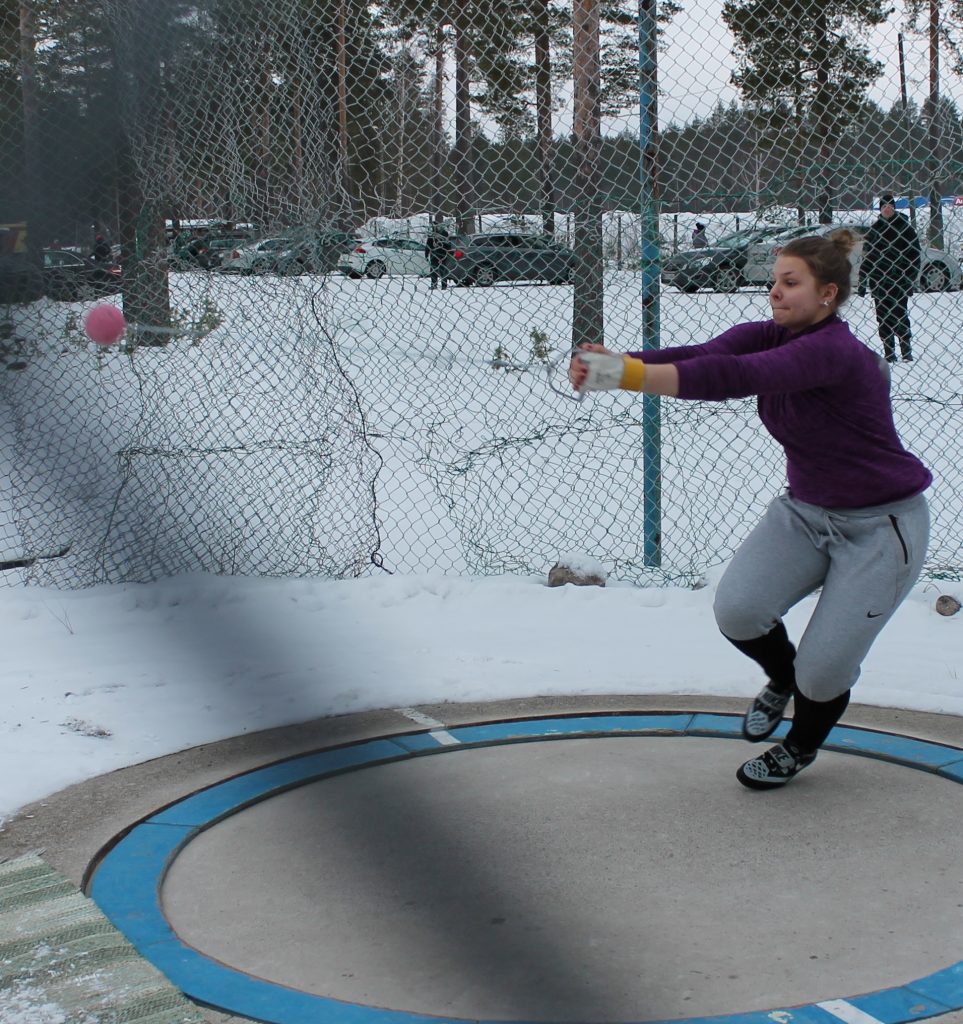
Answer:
[1,0,961,588]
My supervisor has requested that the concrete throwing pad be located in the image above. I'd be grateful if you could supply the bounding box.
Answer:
[88,713,963,1024]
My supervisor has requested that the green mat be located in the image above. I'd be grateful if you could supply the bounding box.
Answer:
[0,853,207,1023]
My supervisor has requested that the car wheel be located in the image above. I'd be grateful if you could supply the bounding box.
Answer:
[474,265,496,287]
[920,262,949,292]
[713,267,741,293]
[365,261,387,279]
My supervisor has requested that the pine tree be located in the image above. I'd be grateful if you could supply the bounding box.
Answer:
[723,0,887,222]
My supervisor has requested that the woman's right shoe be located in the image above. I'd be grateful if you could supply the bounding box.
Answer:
[742,683,792,741]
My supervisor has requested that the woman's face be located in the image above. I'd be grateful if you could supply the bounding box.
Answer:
[769,255,837,332]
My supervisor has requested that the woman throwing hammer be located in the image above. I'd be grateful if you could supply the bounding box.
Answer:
[569,230,931,789]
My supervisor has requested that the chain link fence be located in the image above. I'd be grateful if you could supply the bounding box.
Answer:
[1,0,961,589]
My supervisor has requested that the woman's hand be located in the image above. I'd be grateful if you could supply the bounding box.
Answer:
[568,342,614,390]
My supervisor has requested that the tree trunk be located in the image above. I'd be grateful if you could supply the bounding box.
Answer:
[928,0,944,248]
[572,0,603,348]
[433,21,446,225]
[111,0,172,345]
[453,7,473,236]
[813,3,833,224]
[335,0,354,229]
[19,0,46,297]
[534,0,555,236]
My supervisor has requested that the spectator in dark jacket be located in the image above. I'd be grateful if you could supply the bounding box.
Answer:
[691,222,708,249]
[425,226,452,289]
[92,234,112,262]
[858,193,921,362]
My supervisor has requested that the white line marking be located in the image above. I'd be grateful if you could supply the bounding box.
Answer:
[396,707,446,728]
[395,707,460,746]
[817,1000,885,1024]
[427,730,461,746]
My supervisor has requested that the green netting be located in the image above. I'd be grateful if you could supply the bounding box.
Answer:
[1,0,960,587]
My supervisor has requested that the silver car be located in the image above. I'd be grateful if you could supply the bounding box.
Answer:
[337,237,430,278]
[218,237,291,274]
[743,222,961,292]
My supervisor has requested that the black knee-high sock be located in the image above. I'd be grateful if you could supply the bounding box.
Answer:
[722,622,796,693]
[785,689,851,754]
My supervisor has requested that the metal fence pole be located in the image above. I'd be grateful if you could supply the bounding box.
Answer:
[639,0,661,568]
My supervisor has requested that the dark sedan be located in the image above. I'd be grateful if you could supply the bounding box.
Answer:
[43,249,122,301]
[449,232,577,286]
[661,225,786,293]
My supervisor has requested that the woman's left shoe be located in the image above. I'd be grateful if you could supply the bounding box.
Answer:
[737,741,816,789]
[742,683,792,741]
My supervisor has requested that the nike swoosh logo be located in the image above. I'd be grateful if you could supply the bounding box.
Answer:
[866,611,883,618]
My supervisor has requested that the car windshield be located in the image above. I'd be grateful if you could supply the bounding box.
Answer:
[712,227,781,249]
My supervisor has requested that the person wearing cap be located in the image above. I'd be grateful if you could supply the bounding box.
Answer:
[858,193,921,362]
[92,234,111,263]
[691,222,708,249]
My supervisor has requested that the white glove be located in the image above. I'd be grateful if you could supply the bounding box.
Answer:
[578,351,646,392]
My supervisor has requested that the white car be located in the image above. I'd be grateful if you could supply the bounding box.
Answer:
[218,237,291,274]
[743,222,961,292]
[337,237,430,279]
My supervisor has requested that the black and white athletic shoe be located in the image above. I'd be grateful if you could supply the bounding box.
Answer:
[737,741,816,790]
[742,683,792,742]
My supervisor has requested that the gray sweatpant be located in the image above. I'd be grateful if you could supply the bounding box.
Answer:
[713,491,929,701]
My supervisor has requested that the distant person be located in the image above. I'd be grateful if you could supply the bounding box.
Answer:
[858,193,921,363]
[691,222,708,249]
[568,230,931,790]
[425,225,452,290]
[92,234,111,262]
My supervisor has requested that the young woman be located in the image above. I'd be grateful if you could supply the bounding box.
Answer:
[569,230,931,789]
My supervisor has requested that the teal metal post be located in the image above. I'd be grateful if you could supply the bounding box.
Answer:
[638,0,661,567]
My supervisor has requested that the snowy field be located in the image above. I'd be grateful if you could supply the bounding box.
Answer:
[0,258,961,826]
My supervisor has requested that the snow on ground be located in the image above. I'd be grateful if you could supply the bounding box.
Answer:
[1,235,961,827]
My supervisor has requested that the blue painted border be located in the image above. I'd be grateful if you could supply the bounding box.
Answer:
[89,712,963,1024]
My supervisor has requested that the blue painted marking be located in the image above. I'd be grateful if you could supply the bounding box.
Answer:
[825,727,963,770]
[89,711,963,1024]
[903,962,963,1006]
[148,739,408,826]
[390,731,451,754]
[448,713,695,745]
[939,759,963,783]
[842,984,952,1022]
[686,713,790,741]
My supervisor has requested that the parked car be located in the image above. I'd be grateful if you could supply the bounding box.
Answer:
[42,249,122,301]
[742,224,848,286]
[449,232,577,286]
[273,231,360,275]
[169,226,255,270]
[218,237,292,274]
[338,237,430,279]
[661,225,788,293]
[743,222,962,292]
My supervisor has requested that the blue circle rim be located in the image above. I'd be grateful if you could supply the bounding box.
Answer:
[88,711,963,1024]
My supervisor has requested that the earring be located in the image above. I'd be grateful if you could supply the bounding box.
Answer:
[821,300,830,306]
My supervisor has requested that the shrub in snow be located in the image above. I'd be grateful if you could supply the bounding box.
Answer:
[547,553,607,588]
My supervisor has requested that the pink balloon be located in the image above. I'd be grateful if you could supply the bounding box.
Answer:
[83,305,126,346]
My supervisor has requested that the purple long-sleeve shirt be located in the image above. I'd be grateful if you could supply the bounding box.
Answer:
[628,316,931,508]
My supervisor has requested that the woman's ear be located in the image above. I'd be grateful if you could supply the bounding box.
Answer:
[822,282,839,306]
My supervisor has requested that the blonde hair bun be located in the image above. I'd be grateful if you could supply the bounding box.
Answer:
[828,228,859,257]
